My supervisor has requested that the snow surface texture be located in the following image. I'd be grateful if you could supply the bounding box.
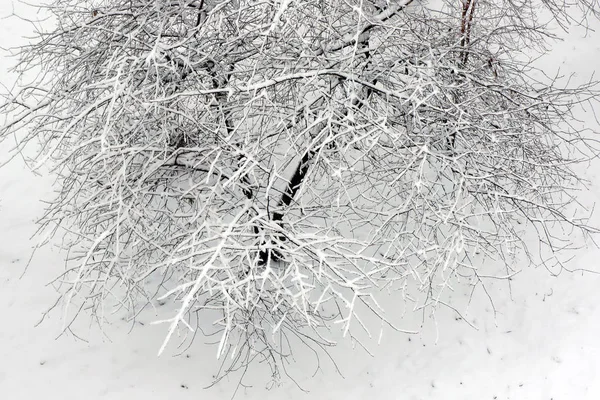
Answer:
[1,1,600,399]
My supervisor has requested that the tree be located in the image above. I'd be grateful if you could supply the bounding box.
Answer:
[2,0,599,391]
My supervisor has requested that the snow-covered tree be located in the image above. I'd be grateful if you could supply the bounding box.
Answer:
[2,0,599,389]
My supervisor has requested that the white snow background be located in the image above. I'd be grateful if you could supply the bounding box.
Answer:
[1,1,600,399]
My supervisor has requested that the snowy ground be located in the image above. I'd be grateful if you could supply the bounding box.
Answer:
[2,2,600,399]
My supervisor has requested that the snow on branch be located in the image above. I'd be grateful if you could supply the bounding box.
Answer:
[2,0,600,392]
